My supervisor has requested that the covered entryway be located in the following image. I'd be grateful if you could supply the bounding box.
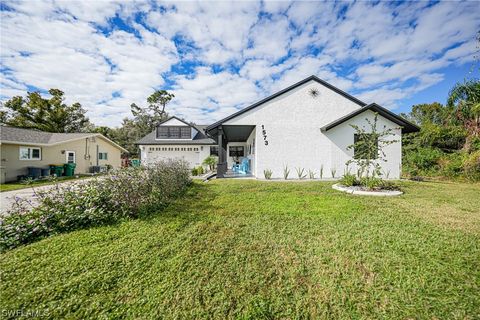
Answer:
[205,125,256,178]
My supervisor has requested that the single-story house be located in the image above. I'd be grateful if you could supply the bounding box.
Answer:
[138,75,419,179]
[0,126,128,182]
[136,117,216,168]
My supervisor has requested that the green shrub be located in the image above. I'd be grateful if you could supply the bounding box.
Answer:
[359,177,384,190]
[339,173,357,187]
[197,166,204,175]
[283,165,290,180]
[463,151,480,181]
[403,147,444,175]
[263,169,273,179]
[0,160,191,251]
[203,156,217,171]
[438,153,465,178]
[191,167,198,176]
[295,167,306,179]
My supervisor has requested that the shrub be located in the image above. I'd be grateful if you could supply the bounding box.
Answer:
[283,165,290,180]
[330,168,337,178]
[339,173,357,187]
[203,156,218,171]
[191,167,198,176]
[263,169,273,179]
[463,150,480,181]
[295,167,306,179]
[403,147,443,175]
[0,160,191,251]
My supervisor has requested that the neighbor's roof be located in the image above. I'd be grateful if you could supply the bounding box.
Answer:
[206,75,368,132]
[136,124,216,145]
[0,126,129,152]
[320,103,420,133]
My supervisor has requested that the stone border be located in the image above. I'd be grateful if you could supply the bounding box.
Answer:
[332,183,403,197]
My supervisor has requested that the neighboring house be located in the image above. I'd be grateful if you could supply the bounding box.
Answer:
[0,126,128,182]
[136,117,216,168]
[138,75,419,179]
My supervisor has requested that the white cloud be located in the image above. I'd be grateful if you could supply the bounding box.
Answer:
[0,0,478,127]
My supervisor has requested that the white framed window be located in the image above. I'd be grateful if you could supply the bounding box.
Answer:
[66,151,76,163]
[98,152,108,160]
[19,146,41,160]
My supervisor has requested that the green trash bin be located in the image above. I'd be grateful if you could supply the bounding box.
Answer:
[63,163,76,177]
[50,165,64,177]
[130,159,140,167]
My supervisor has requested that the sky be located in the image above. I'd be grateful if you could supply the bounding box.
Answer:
[1,0,479,127]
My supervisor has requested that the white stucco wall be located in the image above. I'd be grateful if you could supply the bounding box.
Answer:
[139,144,211,169]
[223,79,402,179]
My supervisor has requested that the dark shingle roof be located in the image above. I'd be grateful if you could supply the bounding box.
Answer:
[136,124,215,145]
[0,126,94,144]
[320,103,420,133]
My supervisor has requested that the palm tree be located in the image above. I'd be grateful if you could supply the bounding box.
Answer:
[447,79,480,150]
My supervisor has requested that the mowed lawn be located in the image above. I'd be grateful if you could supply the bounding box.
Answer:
[1,180,479,319]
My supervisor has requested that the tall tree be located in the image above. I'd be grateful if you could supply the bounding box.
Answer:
[115,90,174,155]
[447,79,480,149]
[1,89,91,133]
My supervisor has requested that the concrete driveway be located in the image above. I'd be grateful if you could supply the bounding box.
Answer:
[1,177,97,214]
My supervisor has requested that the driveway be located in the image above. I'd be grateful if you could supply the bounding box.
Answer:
[1,177,97,214]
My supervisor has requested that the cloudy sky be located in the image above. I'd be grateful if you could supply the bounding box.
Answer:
[1,1,479,127]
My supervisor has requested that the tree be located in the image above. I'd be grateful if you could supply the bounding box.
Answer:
[1,89,91,133]
[400,102,449,126]
[447,79,480,149]
[346,113,398,178]
[114,90,174,155]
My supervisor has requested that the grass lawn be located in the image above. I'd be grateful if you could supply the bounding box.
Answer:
[0,175,96,192]
[1,180,479,319]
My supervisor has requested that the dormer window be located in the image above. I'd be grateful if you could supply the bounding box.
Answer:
[156,126,191,139]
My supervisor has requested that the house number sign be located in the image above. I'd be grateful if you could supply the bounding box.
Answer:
[261,125,268,146]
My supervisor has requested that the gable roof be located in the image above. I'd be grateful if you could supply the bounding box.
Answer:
[136,121,215,145]
[0,126,129,152]
[206,75,367,132]
[320,103,420,133]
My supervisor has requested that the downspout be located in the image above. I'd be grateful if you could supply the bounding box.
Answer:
[96,145,99,166]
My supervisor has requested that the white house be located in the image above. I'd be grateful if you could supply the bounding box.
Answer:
[137,117,216,168]
[138,75,418,179]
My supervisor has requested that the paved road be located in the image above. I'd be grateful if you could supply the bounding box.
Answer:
[1,178,97,214]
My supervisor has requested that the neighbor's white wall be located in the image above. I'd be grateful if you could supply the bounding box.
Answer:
[325,110,402,179]
[139,144,211,169]
[224,79,363,179]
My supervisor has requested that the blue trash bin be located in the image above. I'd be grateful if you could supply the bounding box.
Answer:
[27,167,42,179]
[41,168,50,177]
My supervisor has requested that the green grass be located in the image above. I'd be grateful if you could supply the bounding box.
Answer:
[1,180,479,319]
[0,175,95,192]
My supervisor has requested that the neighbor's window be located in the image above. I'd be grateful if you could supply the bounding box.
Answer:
[229,146,244,157]
[156,126,191,139]
[19,147,41,160]
[98,152,108,160]
[210,146,219,156]
[353,134,378,159]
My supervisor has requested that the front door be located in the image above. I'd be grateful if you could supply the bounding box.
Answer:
[66,151,76,164]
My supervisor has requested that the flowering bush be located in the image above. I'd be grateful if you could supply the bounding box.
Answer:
[0,160,190,251]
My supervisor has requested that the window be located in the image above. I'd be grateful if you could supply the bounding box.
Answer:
[353,134,378,159]
[66,151,76,163]
[156,126,191,139]
[19,147,41,160]
[229,146,244,157]
[210,146,218,156]
[98,152,108,160]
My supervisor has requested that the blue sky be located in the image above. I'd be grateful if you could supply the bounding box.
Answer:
[1,1,479,126]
